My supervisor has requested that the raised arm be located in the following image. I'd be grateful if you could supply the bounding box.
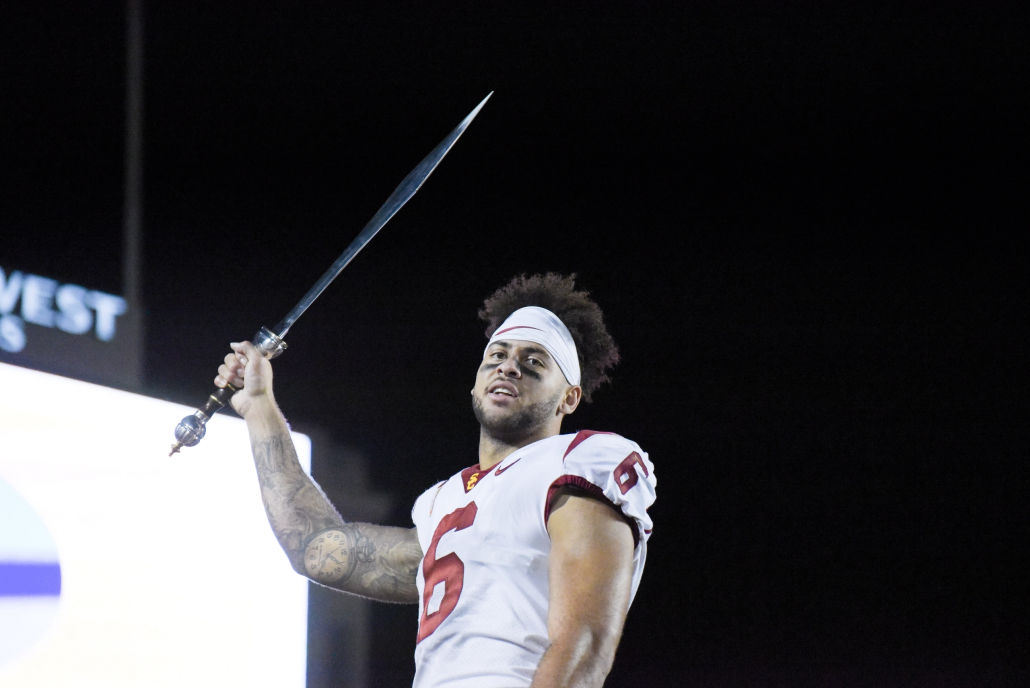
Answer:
[531,489,637,688]
[217,341,422,604]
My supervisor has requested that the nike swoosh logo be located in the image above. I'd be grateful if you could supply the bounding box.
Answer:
[494,458,522,476]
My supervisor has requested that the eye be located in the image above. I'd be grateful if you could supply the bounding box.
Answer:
[526,357,543,367]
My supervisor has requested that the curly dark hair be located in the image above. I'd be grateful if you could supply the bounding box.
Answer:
[479,273,619,402]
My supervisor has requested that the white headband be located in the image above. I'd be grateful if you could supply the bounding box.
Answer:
[485,306,581,385]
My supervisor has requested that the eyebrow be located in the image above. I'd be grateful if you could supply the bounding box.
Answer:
[520,346,550,358]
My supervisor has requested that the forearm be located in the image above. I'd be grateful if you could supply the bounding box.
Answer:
[530,631,616,688]
[245,396,343,570]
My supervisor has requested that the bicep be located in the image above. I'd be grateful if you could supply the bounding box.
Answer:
[545,490,636,648]
[302,523,423,604]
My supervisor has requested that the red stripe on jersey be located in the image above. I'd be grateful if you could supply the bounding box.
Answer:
[544,475,640,548]
[563,430,618,460]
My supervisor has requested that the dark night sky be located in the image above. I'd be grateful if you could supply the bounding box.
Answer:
[2,2,1026,686]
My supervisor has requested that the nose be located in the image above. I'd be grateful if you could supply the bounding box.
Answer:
[496,355,521,378]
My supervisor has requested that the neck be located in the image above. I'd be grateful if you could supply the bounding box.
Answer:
[477,421,561,470]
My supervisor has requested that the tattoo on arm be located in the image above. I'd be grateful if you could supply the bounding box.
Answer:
[303,524,422,603]
[252,434,341,562]
[251,433,422,603]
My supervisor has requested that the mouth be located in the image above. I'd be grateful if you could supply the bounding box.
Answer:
[487,380,519,401]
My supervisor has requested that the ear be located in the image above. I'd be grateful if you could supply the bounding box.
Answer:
[557,385,582,416]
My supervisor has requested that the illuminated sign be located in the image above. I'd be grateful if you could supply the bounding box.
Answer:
[0,478,62,668]
[0,265,140,389]
[0,266,126,353]
[0,362,309,686]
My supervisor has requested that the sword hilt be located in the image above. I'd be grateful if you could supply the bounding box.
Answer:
[169,326,287,456]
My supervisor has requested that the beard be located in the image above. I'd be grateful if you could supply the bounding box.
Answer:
[472,390,563,443]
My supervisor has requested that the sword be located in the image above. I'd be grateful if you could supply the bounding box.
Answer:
[170,93,492,456]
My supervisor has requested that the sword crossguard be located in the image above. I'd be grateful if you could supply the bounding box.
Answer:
[252,326,288,360]
[169,327,287,456]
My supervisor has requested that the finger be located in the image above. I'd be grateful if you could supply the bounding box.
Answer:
[222,353,245,377]
[224,351,241,370]
[218,363,244,386]
[231,341,262,364]
[215,374,240,388]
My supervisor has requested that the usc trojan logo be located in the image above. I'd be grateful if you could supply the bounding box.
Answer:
[466,474,479,491]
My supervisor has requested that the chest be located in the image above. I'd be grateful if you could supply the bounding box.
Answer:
[420,453,559,563]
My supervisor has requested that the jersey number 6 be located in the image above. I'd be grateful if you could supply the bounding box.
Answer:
[417,501,478,643]
[613,452,649,495]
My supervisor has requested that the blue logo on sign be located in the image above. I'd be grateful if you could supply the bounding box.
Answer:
[0,477,62,666]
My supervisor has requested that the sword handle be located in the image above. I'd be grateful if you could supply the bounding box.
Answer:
[169,327,288,456]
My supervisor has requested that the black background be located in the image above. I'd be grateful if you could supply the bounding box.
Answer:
[2,2,1026,685]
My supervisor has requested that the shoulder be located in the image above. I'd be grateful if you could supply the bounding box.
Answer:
[411,480,447,529]
[560,430,650,473]
[552,430,656,544]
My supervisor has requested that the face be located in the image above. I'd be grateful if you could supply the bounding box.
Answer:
[472,339,580,442]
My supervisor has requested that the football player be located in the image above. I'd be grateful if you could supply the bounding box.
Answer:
[216,273,656,688]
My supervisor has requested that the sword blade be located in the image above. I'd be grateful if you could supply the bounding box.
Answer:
[273,92,493,337]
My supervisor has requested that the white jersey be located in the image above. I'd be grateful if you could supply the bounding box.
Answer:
[410,430,657,688]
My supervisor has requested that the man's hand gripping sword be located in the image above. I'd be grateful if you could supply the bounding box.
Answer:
[170,93,492,455]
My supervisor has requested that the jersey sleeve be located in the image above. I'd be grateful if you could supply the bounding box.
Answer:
[549,431,656,547]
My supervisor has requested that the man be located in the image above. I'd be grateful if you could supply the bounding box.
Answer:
[215,273,656,687]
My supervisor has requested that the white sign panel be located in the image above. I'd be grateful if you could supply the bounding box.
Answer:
[0,362,308,687]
